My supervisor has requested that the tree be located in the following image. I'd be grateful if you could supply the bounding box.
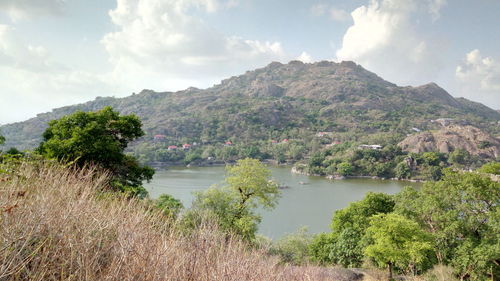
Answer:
[269,227,313,265]
[364,213,434,280]
[395,161,411,179]
[448,149,471,167]
[155,194,183,218]
[0,134,4,145]
[395,171,500,280]
[309,192,395,267]
[185,158,279,241]
[478,161,500,175]
[336,162,353,176]
[37,107,154,197]
[187,186,260,241]
[225,158,280,213]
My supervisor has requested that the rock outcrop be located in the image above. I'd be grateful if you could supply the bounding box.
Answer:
[398,125,500,159]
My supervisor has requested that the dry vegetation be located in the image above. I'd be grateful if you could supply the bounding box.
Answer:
[0,162,362,281]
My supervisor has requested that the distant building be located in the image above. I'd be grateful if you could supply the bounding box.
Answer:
[182,144,191,150]
[358,144,382,150]
[281,139,289,143]
[167,145,178,151]
[411,128,421,132]
[271,140,278,144]
[224,141,233,146]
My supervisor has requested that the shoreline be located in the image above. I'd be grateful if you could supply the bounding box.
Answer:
[148,160,426,183]
[290,166,426,183]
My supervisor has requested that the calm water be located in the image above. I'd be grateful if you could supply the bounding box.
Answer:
[145,166,420,239]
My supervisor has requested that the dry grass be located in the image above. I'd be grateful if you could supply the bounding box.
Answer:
[0,162,361,281]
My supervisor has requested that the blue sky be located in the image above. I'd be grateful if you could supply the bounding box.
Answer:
[0,0,499,124]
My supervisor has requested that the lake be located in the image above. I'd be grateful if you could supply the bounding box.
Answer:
[145,166,421,239]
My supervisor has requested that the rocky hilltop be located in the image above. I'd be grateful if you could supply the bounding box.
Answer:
[399,125,500,159]
[1,60,499,151]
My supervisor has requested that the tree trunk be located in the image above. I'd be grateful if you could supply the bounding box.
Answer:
[388,262,393,281]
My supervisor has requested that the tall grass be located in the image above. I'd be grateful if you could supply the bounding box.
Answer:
[0,162,360,281]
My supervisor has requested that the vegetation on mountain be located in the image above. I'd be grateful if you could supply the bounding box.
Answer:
[1,61,498,169]
[296,136,497,181]
[36,106,154,197]
[478,161,500,175]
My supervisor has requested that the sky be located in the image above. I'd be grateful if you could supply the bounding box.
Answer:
[0,0,499,124]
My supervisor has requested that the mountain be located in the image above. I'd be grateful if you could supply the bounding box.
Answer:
[1,60,499,152]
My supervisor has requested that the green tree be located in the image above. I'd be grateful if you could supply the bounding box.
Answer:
[269,227,312,265]
[422,152,442,166]
[477,161,500,175]
[364,213,434,280]
[309,232,336,264]
[187,186,260,241]
[310,192,395,267]
[185,158,279,241]
[37,106,154,197]
[0,134,4,145]
[225,158,280,213]
[336,162,353,176]
[395,171,500,280]
[448,149,471,167]
[155,194,183,218]
[395,161,411,179]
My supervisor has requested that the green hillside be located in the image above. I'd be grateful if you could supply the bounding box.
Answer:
[1,60,499,163]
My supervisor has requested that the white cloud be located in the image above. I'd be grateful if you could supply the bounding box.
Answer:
[0,0,66,21]
[335,0,445,86]
[0,24,113,124]
[297,52,313,63]
[455,49,500,107]
[102,0,286,91]
[330,8,350,22]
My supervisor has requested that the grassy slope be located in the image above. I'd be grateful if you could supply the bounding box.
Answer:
[0,162,364,281]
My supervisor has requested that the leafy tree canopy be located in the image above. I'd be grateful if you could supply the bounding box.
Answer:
[37,106,154,197]
[478,161,500,175]
[225,158,280,210]
[364,213,434,278]
[310,192,395,267]
[395,171,500,280]
[155,194,183,218]
[183,158,279,241]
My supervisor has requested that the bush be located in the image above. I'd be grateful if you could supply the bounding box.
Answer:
[477,161,500,175]
[269,227,312,265]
